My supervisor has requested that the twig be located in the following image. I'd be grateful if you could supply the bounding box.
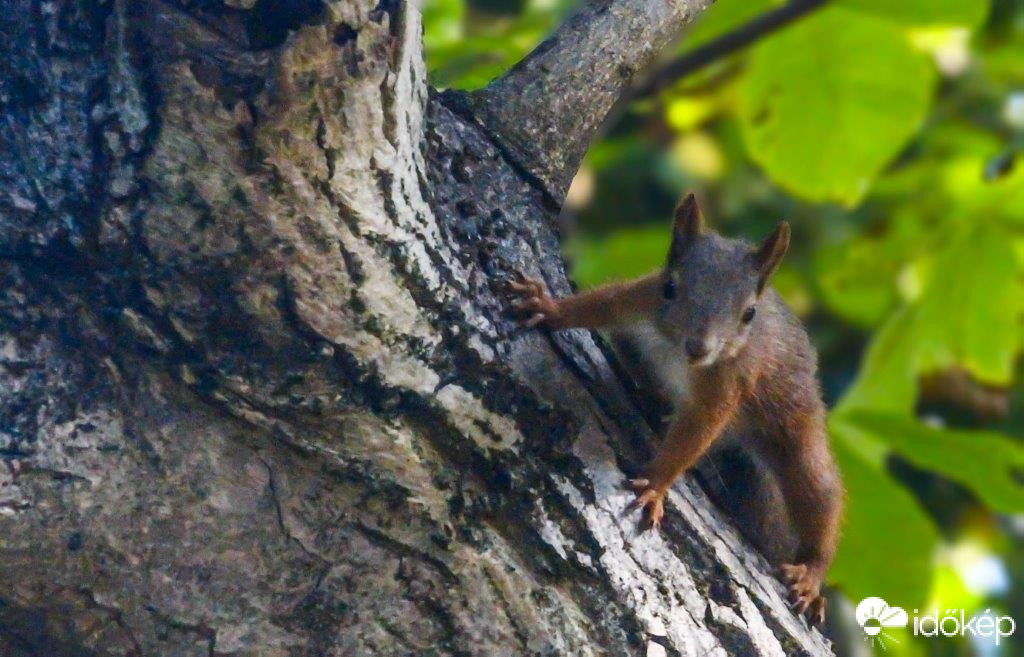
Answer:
[633,0,830,98]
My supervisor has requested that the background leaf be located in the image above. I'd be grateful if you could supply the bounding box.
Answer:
[837,307,921,414]
[912,226,1021,386]
[683,0,778,49]
[739,7,936,204]
[846,412,1024,514]
[839,0,989,28]
[839,225,1021,414]
[565,225,670,289]
[830,418,940,607]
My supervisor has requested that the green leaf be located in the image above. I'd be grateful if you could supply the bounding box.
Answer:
[838,306,921,414]
[423,3,569,89]
[566,225,670,289]
[829,416,939,607]
[813,208,950,328]
[847,412,1024,513]
[422,0,465,52]
[912,226,1021,385]
[982,41,1024,86]
[839,225,1022,414]
[839,0,989,28]
[945,156,1024,225]
[739,7,936,205]
[683,0,778,50]
[813,233,903,328]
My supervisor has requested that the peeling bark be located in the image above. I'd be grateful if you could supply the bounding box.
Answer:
[0,1,834,655]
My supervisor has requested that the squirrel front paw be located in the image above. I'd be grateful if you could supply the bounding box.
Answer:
[624,478,666,530]
[507,271,563,329]
[780,563,827,626]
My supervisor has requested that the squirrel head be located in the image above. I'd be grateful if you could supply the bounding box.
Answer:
[657,193,790,367]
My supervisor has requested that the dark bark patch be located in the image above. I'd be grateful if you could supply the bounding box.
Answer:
[243,0,328,50]
[333,22,358,47]
[66,531,84,551]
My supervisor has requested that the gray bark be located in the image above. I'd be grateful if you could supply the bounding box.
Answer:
[0,0,833,655]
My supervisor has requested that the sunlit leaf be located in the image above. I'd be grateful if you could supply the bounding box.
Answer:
[839,225,1021,414]
[847,411,1024,513]
[830,417,939,607]
[943,156,1024,224]
[682,0,778,50]
[912,227,1020,386]
[840,0,989,29]
[671,132,727,180]
[739,7,936,205]
[423,3,569,88]
[814,237,902,328]
[838,306,920,414]
[665,96,720,131]
[565,225,669,289]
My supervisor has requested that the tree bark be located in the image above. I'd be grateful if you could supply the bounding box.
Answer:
[0,1,834,655]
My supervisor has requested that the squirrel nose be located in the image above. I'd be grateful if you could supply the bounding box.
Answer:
[684,338,708,361]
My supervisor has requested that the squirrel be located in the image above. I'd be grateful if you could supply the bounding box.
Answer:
[508,193,843,625]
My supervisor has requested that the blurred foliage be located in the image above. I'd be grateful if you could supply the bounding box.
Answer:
[739,6,936,205]
[424,0,1024,654]
[424,0,576,89]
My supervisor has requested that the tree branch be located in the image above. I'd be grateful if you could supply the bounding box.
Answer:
[447,0,713,203]
[633,0,829,98]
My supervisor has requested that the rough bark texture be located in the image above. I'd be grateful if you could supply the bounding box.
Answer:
[0,0,834,655]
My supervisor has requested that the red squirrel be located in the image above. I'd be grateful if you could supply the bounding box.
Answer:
[509,194,843,625]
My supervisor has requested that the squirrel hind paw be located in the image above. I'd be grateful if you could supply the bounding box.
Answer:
[623,483,665,530]
[807,596,826,627]
[780,563,827,626]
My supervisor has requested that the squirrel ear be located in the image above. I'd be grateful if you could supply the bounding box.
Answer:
[668,193,703,262]
[752,221,790,292]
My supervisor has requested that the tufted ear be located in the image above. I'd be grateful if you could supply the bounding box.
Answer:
[752,221,790,293]
[667,193,703,264]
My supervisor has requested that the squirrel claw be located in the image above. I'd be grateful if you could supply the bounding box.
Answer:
[522,313,547,328]
[508,271,545,295]
[807,597,826,627]
[625,478,650,491]
[506,271,560,329]
[780,563,827,626]
[625,483,665,530]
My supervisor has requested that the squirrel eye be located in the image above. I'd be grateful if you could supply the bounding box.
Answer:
[741,306,756,324]
[661,279,677,300]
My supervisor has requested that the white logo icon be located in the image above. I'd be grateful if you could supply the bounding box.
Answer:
[856,597,908,650]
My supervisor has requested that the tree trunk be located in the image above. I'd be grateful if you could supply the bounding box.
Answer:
[0,1,834,655]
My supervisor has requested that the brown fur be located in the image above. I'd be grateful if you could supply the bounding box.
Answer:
[508,194,843,626]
